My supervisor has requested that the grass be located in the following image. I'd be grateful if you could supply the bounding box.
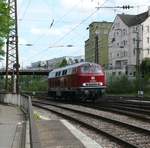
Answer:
[33,112,41,120]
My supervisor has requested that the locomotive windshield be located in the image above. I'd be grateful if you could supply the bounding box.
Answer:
[80,64,102,73]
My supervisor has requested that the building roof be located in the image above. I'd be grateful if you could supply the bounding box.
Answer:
[89,21,112,27]
[118,11,149,27]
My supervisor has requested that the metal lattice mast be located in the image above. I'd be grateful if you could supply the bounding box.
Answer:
[5,0,19,93]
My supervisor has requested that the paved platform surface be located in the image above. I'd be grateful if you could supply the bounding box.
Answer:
[36,119,102,148]
[0,104,24,148]
[36,120,85,148]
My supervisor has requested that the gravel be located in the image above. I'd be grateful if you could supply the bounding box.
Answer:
[33,106,123,148]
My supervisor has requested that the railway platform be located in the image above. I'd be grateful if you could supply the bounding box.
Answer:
[0,94,103,148]
[35,119,102,148]
[0,104,25,148]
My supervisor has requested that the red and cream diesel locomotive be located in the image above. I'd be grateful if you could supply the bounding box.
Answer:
[48,62,106,101]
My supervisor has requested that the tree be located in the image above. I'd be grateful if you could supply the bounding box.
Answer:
[140,58,150,94]
[59,58,68,67]
[141,58,150,76]
[0,0,14,57]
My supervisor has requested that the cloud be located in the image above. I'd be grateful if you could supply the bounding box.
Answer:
[18,1,52,20]
[18,37,28,45]
[17,0,150,67]
[30,24,73,36]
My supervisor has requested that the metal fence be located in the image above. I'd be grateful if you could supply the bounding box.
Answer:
[0,93,41,148]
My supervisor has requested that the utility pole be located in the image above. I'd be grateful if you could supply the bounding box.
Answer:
[135,25,143,97]
[5,0,19,94]
[136,26,140,80]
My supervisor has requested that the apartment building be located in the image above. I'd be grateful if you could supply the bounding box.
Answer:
[108,7,150,77]
[85,21,112,68]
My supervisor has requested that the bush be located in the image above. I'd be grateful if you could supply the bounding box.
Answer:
[106,75,135,94]
[20,75,48,91]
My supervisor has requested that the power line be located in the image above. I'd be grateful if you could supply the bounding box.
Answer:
[19,0,32,21]
[95,5,134,9]
[18,0,25,14]
[51,0,111,46]
[31,0,80,46]
[24,0,110,61]
[25,9,99,62]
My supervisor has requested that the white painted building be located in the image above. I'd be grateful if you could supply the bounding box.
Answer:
[108,7,150,77]
[30,56,84,70]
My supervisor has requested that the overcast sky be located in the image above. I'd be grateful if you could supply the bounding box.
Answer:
[3,0,150,68]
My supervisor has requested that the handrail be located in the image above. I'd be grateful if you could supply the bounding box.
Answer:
[21,94,41,148]
[0,93,41,148]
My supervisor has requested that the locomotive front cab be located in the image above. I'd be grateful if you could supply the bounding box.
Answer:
[78,63,106,100]
[78,63,106,87]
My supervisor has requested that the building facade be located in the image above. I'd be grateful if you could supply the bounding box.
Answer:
[30,56,84,70]
[108,7,150,77]
[47,56,84,69]
[85,21,112,67]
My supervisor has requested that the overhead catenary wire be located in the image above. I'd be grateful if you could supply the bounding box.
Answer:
[31,0,80,46]
[25,0,110,62]
[19,0,32,21]
[22,0,148,65]
[25,9,98,62]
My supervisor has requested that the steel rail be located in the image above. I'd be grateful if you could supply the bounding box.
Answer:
[73,102,150,122]
[33,100,150,135]
[100,104,150,115]
[33,102,138,148]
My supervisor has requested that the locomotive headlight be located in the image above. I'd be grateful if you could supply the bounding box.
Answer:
[99,82,103,86]
[82,83,86,86]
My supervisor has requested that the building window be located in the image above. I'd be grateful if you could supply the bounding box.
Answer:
[111,38,115,42]
[123,29,126,35]
[147,26,149,32]
[147,37,149,44]
[133,38,136,44]
[148,48,150,54]
[133,49,136,55]
[118,71,121,75]
[112,72,116,75]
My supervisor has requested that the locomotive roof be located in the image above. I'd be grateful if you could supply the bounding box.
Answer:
[50,62,99,72]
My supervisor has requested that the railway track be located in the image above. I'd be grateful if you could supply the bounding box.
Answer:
[74,103,150,123]
[32,96,150,122]
[102,99,150,109]
[32,100,150,148]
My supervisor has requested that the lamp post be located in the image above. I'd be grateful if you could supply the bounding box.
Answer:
[95,30,99,64]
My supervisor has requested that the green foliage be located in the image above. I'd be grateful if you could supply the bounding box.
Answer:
[20,75,48,91]
[107,75,135,94]
[0,0,14,56]
[0,76,5,90]
[33,112,41,120]
[59,58,68,67]
[140,58,150,93]
[107,74,150,95]
[141,58,150,75]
